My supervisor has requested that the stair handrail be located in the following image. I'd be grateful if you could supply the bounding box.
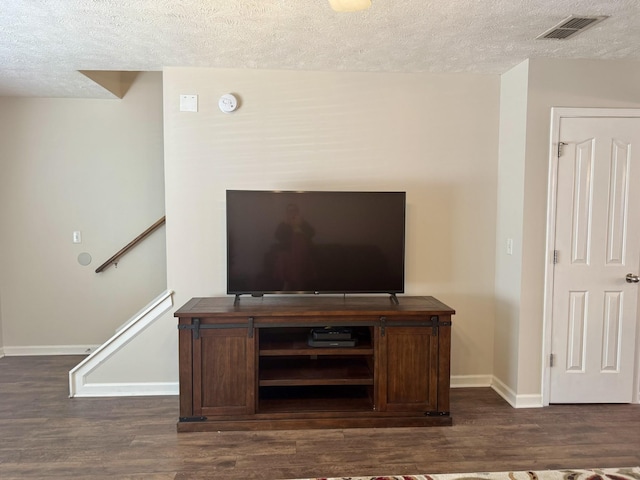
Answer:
[95,216,166,273]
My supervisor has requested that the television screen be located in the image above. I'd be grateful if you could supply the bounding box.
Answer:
[226,190,406,295]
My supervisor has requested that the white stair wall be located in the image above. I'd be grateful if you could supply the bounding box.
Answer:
[69,290,175,397]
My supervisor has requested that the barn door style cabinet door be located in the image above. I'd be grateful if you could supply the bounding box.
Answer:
[176,296,454,431]
[376,323,451,415]
[177,317,256,421]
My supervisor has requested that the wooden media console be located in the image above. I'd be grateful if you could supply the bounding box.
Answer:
[175,295,454,431]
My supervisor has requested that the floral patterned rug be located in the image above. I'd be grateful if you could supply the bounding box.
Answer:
[290,466,640,480]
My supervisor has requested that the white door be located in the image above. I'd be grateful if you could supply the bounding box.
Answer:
[549,115,640,403]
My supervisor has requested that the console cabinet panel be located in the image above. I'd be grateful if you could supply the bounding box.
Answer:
[377,327,438,412]
[193,327,255,416]
[175,296,454,431]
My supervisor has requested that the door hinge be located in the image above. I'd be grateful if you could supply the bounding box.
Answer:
[553,250,559,264]
[549,353,555,367]
[558,142,567,157]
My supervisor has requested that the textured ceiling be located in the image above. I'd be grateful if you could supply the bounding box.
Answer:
[1,0,639,98]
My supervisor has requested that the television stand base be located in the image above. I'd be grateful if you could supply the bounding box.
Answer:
[176,295,454,431]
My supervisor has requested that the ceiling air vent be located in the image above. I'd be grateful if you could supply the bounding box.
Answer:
[537,15,608,40]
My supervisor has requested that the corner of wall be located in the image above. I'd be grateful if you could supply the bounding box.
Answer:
[492,59,530,396]
[491,375,542,408]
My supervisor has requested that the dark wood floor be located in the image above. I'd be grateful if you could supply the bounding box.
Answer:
[1,356,639,480]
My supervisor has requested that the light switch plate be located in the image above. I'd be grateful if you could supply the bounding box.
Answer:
[179,94,198,112]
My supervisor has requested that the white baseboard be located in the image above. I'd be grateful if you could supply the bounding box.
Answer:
[72,382,178,397]
[1,340,178,396]
[449,375,543,408]
[2,345,100,356]
[491,376,543,408]
[450,374,492,388]
[1,347,542,406]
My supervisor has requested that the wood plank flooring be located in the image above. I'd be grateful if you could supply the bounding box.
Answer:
[1,355,639,479]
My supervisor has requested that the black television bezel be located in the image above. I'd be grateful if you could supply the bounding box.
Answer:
[225,189,406,297]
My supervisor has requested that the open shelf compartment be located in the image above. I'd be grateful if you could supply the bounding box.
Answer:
[258,385,375,413]
[259,326,374,356]
[259,356,374,386]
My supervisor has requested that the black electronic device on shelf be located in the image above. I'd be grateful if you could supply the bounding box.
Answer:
[308,327,357,347]
[311,327,353,340]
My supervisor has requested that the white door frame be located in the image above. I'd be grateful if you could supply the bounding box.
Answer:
[542,107,640,406]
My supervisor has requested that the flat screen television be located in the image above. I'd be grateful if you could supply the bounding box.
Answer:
[226,190,406,296]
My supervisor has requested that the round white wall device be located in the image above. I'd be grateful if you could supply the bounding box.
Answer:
[219,93,238,113]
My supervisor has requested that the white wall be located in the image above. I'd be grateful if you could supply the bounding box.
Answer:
[0,72,167,354]
[493,58,640,404]
[519,58,640,395]
[4,60,637,397]
[163,67,500,382]
[493,59,529,397]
